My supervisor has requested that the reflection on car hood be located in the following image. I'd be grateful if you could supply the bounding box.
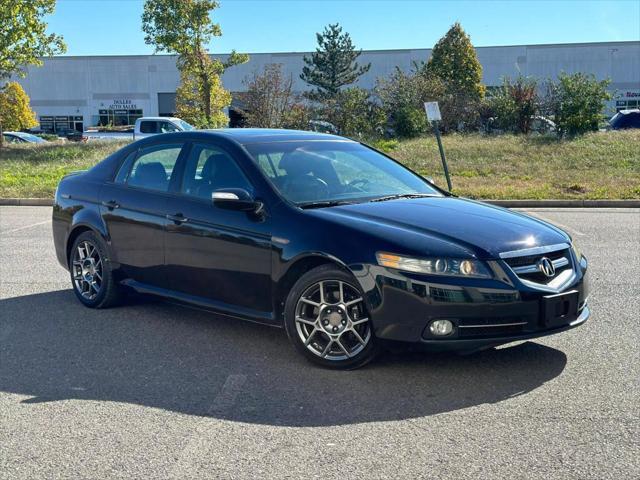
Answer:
[311,197,570,258]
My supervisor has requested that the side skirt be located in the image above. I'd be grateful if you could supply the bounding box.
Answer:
[120,279,282,328]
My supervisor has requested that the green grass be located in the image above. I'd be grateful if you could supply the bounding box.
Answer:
[0,140,130,198]
[1,131,639,199]
[390,130,640,199]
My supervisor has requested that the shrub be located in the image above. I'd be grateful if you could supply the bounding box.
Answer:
[376,67,445,138]
[324,87,385,138]
[489,76,539,134]
[542,72,611,137]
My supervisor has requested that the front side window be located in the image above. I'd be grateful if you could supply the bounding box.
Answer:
[159,121,179,133]
[244,141,440,205]
[181,143,253,200]
[126,144,183,192]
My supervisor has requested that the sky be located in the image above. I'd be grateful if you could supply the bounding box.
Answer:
[47,0,640,56]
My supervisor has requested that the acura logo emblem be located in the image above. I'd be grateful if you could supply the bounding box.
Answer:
[538,257,556,277]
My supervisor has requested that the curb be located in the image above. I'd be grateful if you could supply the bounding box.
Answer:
[0,198,639,208]
[0,198,54,206]
[485,199,640,208]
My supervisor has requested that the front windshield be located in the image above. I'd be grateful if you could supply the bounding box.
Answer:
[177,119,195,131]
[244,141,440,205]
[17,132,46,143]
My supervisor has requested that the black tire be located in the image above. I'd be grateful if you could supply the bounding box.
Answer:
[69,231,121,308]
[284,264,378,369]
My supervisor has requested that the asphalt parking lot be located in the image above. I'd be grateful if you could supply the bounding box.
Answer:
[0,206,638,479]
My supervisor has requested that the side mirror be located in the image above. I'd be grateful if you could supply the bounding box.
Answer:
[426,176,436,185]
[212,188,262,213]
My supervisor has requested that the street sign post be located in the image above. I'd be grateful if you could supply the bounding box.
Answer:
[424,102,452,192]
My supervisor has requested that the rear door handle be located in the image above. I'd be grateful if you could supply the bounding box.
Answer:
[101,200,119,209]
[166,213,188,224]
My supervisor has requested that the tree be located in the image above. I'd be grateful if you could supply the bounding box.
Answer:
[241,64,297,128]
[325,87,385,138]
[141,0,248,127]
[542,72,611,137]
[376,67,445,137]
[428,23,485,101]
[175,59,231,128]
[0,0,66,79]
[300,23,370,100]
[489,76,539,134]
[0,82,38,140]
[0,0,65,146]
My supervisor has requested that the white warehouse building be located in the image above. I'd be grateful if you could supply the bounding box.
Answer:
[12,40,640,133]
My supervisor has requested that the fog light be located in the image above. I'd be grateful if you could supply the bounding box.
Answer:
[429,319,454,336]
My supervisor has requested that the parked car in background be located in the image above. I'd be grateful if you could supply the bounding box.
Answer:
[133,117,195,139]
[530,116,557,134]
[2,131,48,144]
[609,109,640,130]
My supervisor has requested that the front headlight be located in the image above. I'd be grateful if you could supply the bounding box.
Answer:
[376,252,492,278]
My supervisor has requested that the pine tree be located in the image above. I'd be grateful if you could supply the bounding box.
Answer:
[300,23,370,99]
[427,22,485,100]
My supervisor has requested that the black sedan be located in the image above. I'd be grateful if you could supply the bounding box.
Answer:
[53,129,589,369]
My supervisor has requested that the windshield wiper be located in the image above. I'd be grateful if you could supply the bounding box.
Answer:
[299,200,355,209]
[368,193,439,203]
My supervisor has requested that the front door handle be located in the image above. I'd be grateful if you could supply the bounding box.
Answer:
[101,200,119,210]
[166,213,188,224]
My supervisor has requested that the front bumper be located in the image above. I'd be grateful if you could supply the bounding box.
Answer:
[355,256,589,352]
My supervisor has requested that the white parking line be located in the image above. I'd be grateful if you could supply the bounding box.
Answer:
[525,211,586,237]
[3,220,51,235]
[169,374,247,478]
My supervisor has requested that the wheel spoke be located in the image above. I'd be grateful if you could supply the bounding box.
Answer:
[320,340,333,358]
[77,245,86,259]
[318,281,325,304]
[345,297,363,307]
[299,297,320,308]
[304,328,318,346]
[339,281,345,303]
[335,338,351,357]
[352,317,369,326]
[350,328,366,346]
[295,316,316,326]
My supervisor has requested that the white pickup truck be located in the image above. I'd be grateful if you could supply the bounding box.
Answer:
[133,117,195,139]
[85,117,194,141]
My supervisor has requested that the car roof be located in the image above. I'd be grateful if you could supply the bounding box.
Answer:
[201,128,351,144]
[615,109,640,115]
[137,116,182,122]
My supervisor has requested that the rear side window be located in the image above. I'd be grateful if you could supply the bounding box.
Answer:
[139,121,157,134]
[125,144,183,192]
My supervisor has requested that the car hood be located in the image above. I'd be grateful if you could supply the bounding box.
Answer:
[310,197,570,259]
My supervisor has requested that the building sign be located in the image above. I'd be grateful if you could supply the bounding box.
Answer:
[108,99,138,110]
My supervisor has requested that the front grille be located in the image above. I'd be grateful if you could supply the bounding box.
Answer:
[502,245,574,287]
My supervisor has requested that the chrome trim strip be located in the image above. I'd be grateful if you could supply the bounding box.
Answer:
[518,269,577,293]
[458,322,528,328]
[512,256,569,274]
[499,243,570,259]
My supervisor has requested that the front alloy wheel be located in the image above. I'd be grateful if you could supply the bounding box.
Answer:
[285,265,378,369]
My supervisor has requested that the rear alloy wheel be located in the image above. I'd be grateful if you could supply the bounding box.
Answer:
[285,265,378,369]
[70,231,121,308]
